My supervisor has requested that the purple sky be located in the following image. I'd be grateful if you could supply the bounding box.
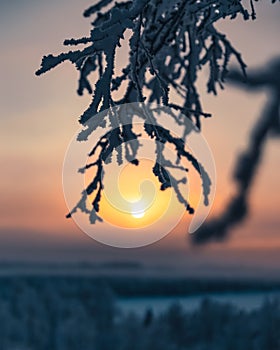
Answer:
[0,1,280,278]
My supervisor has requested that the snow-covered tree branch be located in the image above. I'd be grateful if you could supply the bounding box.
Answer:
[36,0,278,226]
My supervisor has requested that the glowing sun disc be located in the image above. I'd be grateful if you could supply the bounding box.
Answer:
[131,210,145,219]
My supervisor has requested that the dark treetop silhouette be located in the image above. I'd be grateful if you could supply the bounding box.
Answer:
[193,58,280,244]
[36,1,278,227]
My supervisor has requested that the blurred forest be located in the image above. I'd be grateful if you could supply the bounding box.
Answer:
[0,277,280,350]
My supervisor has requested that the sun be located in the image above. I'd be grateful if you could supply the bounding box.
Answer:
[93,159,177,228]
[131,209,145,219]
[130,201,146,219]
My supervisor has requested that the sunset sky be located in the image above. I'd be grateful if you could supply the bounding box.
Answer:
[0,0,280,278]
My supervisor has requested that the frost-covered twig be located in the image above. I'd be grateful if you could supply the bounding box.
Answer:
[36,0,277,224]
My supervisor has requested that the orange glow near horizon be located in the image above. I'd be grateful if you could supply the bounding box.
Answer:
[1,1,280,260]
[88,159,174,229]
